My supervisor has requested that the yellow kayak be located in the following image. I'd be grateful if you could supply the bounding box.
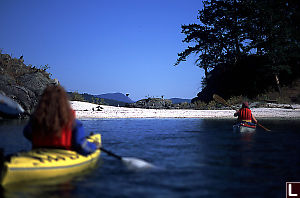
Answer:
[0,133,101,186]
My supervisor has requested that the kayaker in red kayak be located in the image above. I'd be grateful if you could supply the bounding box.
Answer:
[23,85,98,155]
[234,101,257,124]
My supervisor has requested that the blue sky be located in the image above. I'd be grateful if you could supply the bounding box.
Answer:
[1,0,204,101]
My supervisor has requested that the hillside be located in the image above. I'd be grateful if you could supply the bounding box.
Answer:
[192,55,300,104]
[96,93,135,103]
[192,78,300,110]
[257,79,300,104]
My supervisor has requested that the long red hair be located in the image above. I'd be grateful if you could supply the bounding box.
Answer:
[31,85,74,136]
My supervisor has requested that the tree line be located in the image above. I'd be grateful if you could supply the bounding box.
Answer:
[176,0,300,102]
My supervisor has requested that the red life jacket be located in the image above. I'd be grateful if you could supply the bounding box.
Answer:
[238,108,252,122]
[32,125,73,150]
[32,110,75,150]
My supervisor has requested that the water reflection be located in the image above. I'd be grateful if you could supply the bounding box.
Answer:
[240,131,255,150]
[0,119,29,155]
[3,179,75,198]
[0,160,102,198]
[239,132,256,167]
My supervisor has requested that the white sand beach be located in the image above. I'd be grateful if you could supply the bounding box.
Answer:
[71,101,300,119]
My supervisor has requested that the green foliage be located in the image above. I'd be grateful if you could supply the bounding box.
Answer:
[91,97,108,105]
[194,100,222,110]
[226,95,246,106]
[180,102,189,109]
[296,94,300,104]
[206,100,219,110]
[37,64,52,78]
[194,100,207,110]
[38,64,50,71]
[71,91,86,102]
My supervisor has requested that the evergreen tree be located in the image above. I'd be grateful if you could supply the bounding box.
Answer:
[244,0,300,86]
[175,0,250,79]
[177,0,300,99]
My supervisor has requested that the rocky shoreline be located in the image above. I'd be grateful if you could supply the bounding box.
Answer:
[71,101,300,119]
[0,53,56,114]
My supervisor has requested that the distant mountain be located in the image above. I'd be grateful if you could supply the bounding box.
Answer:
[169,98,191,104]
[68,92,134,107]
[96,93,135,104]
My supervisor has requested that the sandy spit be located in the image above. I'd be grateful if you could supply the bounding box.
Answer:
[70,101,300,119]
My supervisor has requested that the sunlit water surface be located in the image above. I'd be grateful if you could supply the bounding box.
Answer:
[0,118,299,198]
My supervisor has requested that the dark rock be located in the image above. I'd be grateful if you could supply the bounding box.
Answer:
[0,84,36,113]
[18,72,54,96]
[129,98,196,109]
[0,74,16,86]
[130,98,172,109]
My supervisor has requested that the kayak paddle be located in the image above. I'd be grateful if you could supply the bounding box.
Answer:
[213,94,271,132]
[99,147,157,171]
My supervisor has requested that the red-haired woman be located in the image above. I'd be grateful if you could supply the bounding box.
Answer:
[23,85,97,155]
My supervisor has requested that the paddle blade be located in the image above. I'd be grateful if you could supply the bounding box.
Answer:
[121,157,157,171]
[0,93,24,115]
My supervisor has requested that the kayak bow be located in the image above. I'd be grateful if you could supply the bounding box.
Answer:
[0,133,101,186]
[233,122,256,133]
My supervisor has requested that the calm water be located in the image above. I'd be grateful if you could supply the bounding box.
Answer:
[0,118,299,198]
